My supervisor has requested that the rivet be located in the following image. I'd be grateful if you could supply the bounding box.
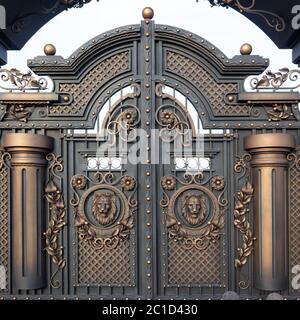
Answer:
[147,147,150,151]
[146,185,150,189]
[145,46,150,50]
[147,160,151,164]
[147,260,151,264]
[146,96,150,100]
[146,121,150,126]
[145,84,150,88]
[146,72,150,75]
[147,235,151,239]
[146,172,151,176]
[147,248,151,252]
[146,197,151,201]
[147,222,151,227]
[148,286,151,289]
[146,108,150,113]
[145,32,150,37]
[201,112,205,116]
[145,58,150,62]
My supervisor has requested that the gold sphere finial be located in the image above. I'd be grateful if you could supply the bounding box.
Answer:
[142,7,154,20]
[240,43,252,55]
[44,44,56,56]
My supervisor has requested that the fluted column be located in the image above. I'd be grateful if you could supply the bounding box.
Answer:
[245,133,295,291]
[4,133,54,290]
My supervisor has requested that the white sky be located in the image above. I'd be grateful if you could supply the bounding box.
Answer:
[5,0,297,72]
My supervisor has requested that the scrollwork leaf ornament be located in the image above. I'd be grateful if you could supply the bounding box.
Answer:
[44,154,67,289]
[234,154,256,268]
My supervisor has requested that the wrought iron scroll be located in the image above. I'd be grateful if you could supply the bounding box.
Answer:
[204,0,286,32]
[251,69,300,91]
[71,172,137,250]
[234,154,256,268]
[45,154,67,289]
[160,173,226,251]
[0,69,48,91]
[103,83,141,143]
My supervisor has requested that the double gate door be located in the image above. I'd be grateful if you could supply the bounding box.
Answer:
[67,20,230,300]
[1,15,299,300]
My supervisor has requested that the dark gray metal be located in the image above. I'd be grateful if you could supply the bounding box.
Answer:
[0,18,299,300]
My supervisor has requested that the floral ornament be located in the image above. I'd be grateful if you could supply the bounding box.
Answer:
[161,176,176,191]
[211,176,225,191]
[160,109,176,126]
[120,108,137,125]
[121,175,136,191]
[71,174,87,190]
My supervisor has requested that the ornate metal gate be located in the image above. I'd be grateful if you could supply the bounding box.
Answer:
[0,9,300,299]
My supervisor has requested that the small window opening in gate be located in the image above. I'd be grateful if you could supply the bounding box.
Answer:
[73,86,135,135]
[160,86,226,136]
[87,157,122,171]
[175,157,211,171]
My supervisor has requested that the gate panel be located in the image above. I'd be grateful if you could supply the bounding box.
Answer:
[0,10,299,300]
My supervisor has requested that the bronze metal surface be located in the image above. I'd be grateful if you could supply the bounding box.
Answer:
[245,133,295,291]
[3,133,54,290]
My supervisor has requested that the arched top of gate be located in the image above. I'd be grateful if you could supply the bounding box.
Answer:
[154,24,269,78]
[27,22,269,80]
[0,18,300,130]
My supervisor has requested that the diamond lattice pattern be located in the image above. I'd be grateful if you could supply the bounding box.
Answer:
[78,238,134,286]
[166,51,250,116]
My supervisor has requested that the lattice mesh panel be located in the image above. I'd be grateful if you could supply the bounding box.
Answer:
[167,240,222,285]
[166,51,250,116]
[50,51,130,115]
[0,166,8,291]
[289,153,300,294]
[78,238,134,286]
